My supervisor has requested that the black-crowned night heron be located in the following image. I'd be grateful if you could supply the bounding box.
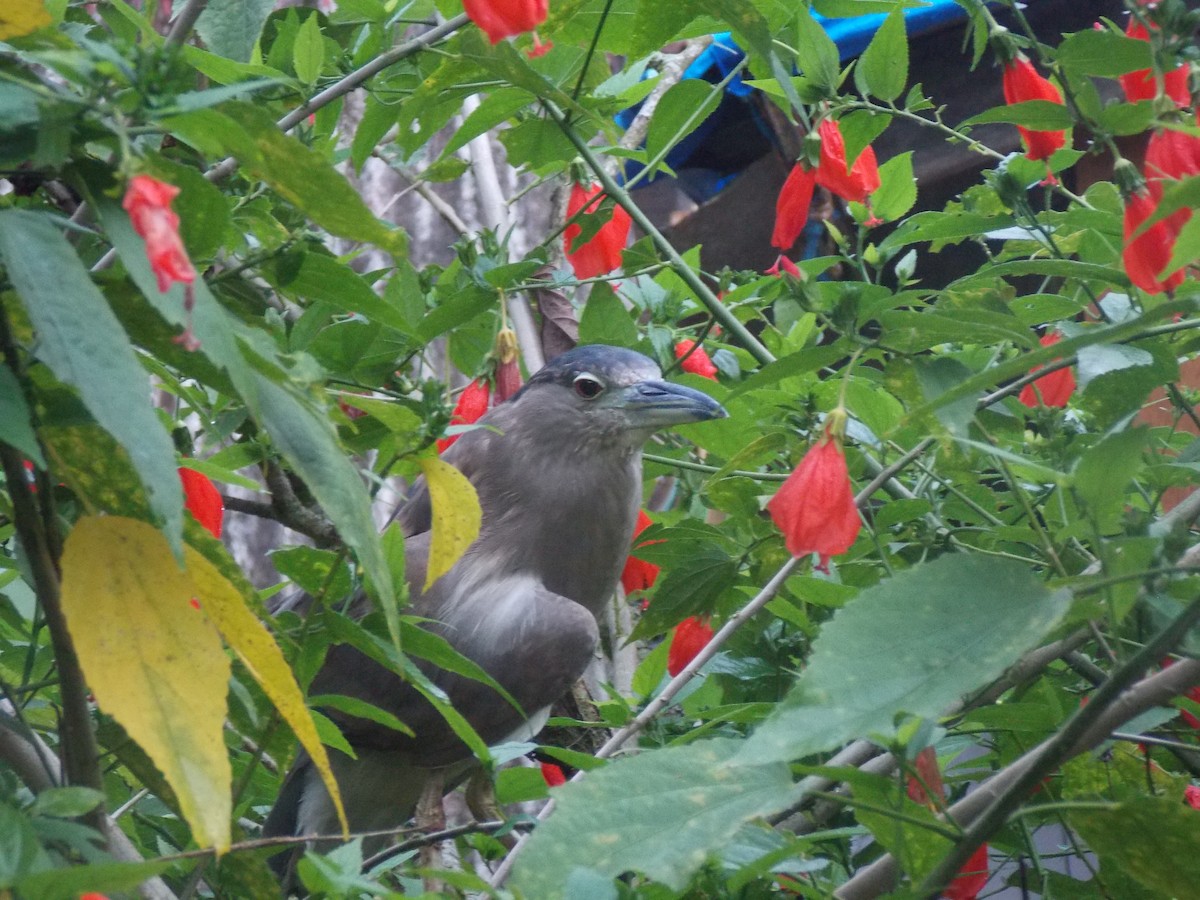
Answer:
[263,344,725,873]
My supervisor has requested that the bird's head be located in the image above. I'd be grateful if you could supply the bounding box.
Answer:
[511,345,727,449]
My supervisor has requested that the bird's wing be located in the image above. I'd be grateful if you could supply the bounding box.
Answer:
[310,538,599,766]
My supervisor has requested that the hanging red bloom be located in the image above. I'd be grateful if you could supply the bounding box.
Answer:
[943,844,990,900]
[674,340,719,381]
[179,467,223,539]
[1018,331,1076,409]
[771,163,818,251]
[1120,19,1190,107]
[122,175,197,294]
[767,413,861,572]
[814,118,881,204]
[1001,56,1067,177]
[438,378,492,453]
[564,182,632,279]
[667,616,715,677]
[1123,183,1187,295]
[540,761,567,787]
[766,254,801,279]
[905,746,946,807]
[461,0,548,44]
[621,509,662,595]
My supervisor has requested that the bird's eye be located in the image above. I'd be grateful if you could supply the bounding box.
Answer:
[573,374,604,399]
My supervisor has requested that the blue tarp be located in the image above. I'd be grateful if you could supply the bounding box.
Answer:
[620,1,970,196]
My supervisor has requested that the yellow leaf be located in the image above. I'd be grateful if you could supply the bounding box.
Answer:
[185,547,348,836]
[418,456,482,591]
[0,0,52,38]
[60,516,231,851]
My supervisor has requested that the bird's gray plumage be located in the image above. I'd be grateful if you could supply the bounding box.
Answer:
[263,345,725,874]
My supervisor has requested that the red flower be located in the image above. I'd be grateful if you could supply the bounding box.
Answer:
[540,761,567,787]
[1018,331,1076,409]
[461,0,548,44]
[179,467,223,539]
[1146,128,1200,183]
[1180,684,1200,729]
[767,417,861,572]
[674,340,719,380]
[1120,19,1190,107]
[122,175,197,294]
[667,616,715,677]
[771,163,817,251]
[79,895,110,900]
[526,33,553,58]
[1186,785,1200,809]
[1001,56,1067,174]
[438,378,492,452]
[905,746,945,808]
[621,509,661,595]
[815,118,880,204]
[564,183,632,279]
[766,254,801,279]
[1123,182,1186,295]
[943,843,989,900]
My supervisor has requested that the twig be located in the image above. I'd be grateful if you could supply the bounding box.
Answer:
[165,0,207,47]
[263,461,340,547]
[616,38,714,154]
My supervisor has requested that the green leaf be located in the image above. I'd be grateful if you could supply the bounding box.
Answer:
[964,100,1073,130]
[194,0,276,63]
[0,366,44,467]
[914,357,977,438]
[739,554,1068,764]
[645,79,723,171]
[165,103,407,257]
[795,7,840,95]
[511,738,793,898]
[17,860,173,900]
[28,787,104,819]
[869,151,916,222]
[0,803,48,889]
[631,543,738,640]
[579,286,640,348]
[854,9,907,101]
[1056,28,1153,77]
[293,11,324,85]
[1070,797,1200,897]
[1072,427,1149,524]
[0,210,183,552]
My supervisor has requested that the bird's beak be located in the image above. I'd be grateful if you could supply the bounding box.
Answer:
[609,380,728,430]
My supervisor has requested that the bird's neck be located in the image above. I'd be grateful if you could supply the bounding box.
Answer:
[482,447,642,616]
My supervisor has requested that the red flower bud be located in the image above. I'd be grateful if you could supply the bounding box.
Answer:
[621,509,662,595]
[493,327,524,403]
[943,843,989,900]
[540,761,567,787]
[564,183,632,279]
[767,419,861,572]
[123,175,200,349]
[771,163,817,251]
[674,339,719,380]
[905,746,945,807]
[814,118,880,204]
[462,0,548,44]
[766,254,801,279]
[179,467,223,539]
[438,379,492,453]
[1018,331,1076,409]
[1001,56,1067,173]
[1186,785,1200,809]
[667,616,715,677]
